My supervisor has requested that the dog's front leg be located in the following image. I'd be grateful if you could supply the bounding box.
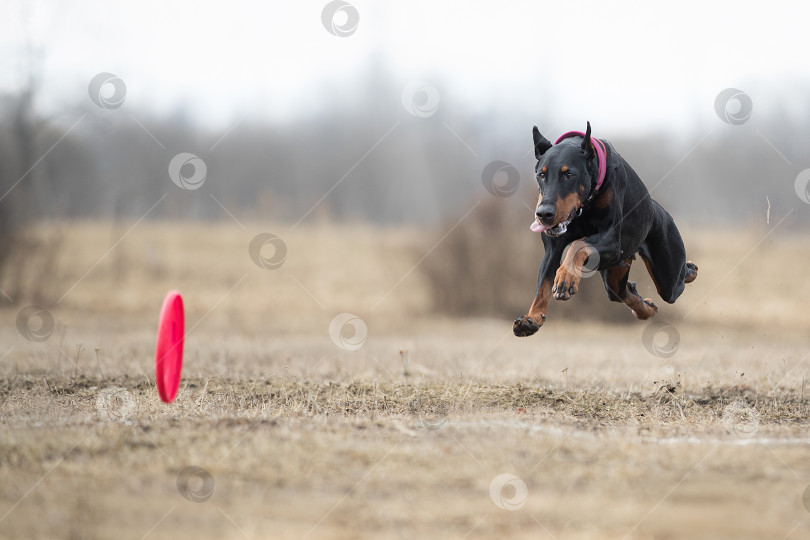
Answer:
[513,279,552,336]
[552,239,596,301]
[553,236,623,301]
[514,248,560,337]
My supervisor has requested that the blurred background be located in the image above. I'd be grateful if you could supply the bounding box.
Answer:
[0,0,809,320]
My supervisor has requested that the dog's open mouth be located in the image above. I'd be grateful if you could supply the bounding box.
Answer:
[529,208,578,237]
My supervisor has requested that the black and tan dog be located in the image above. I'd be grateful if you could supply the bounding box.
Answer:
[513,122,698,337]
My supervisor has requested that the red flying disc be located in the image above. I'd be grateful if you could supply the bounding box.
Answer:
[155,290,184,403]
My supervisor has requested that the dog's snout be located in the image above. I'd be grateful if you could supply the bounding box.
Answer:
[536,204,556,225]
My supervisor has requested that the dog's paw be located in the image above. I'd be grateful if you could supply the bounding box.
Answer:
[631,298,658,320]
[513,314,544,337]
[552,266,581,301]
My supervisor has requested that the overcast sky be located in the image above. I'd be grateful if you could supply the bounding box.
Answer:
[2,0,809,134]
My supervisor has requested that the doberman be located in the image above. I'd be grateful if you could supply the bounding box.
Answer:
[513,122,698,337]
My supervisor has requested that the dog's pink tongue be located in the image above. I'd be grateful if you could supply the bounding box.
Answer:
[530,220,550,233]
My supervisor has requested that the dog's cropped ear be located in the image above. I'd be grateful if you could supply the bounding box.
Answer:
[533,126,553,159]
[580,121,594,160]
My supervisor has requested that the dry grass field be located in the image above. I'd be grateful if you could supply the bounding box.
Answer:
[1,220,810,539]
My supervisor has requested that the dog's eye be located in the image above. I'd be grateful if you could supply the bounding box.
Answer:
[565,171,575,180]
[538,172,546,181]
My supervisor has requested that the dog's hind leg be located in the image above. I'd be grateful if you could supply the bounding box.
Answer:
[638,201,698,304]
[601,259,659,320]
[684,261,698,284]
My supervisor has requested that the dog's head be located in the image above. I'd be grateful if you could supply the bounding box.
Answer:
[531,122,599,237]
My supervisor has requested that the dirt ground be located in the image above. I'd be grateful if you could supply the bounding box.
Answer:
[1,221,810,539]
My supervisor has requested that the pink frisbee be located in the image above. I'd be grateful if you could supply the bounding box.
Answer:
[155,290,184,403]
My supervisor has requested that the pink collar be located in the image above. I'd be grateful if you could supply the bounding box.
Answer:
[554,131,607,197]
